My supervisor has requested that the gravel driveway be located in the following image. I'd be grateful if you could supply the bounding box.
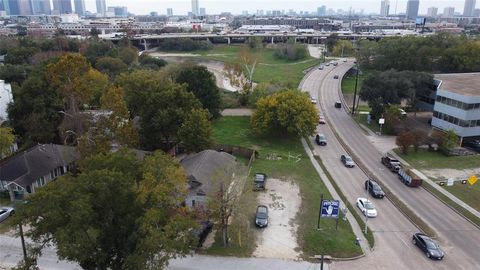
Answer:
[253,178,301,260]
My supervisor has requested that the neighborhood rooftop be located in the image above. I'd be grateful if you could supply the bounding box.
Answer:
[435,73,480,96]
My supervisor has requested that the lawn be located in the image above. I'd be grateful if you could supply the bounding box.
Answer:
[208,116,362,258]
[160,45,320,87]
[341,70,371,95]
[395,149,480,170]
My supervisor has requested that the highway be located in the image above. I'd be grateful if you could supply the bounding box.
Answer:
[302,61,480,269]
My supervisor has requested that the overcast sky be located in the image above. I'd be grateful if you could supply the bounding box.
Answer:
[83,1,471,15]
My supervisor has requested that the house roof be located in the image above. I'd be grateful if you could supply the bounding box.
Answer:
[435,73,480,96]
[180,150,236,196]
[0,144,79,188]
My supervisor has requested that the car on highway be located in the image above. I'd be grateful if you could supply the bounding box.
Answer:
[318,65,324,70]
[334,101,342,108]
[412,233,445,260]
[332,62,338,66]
[0,207,14,223]
[319,115,326,124]
[333,75,339,79]
[356,197,377,217]
[365,179,385,199]
[325,62,330,66]
[255,205,269,228]
[343,59,347,62]
[311,96,318,104]
[340,154,355,167]
[315,133,327,146]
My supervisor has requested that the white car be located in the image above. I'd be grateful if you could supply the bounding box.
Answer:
[311,97,318,104]
[356,198,377,218]
[0,207,15,223]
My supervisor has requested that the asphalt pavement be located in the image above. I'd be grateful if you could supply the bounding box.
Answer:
[301,61,480,270]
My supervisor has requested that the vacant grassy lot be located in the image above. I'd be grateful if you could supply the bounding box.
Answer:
[341,70,371,95]
[160,45,320,87]
[208,116,362,258]
[396,149,480,170]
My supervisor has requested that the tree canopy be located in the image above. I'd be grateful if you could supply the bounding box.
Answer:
[251,90,318,137]
[14,150,196,270]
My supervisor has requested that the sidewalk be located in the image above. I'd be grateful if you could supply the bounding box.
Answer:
[300,139,370,256]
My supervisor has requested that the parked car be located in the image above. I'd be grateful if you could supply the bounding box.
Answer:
[356,197,377,217]
[319,115,326,124]
[365,179,385,199]
[464,139,480,151]
[333,75,339,79]
[0,207,14,223]
[399,108,407,119]
[341,154,355,168]
[311,96,318,104]
[255,205,269,227]
[315,133,327,146]
[412,233,445,260]
[253,173,267,191]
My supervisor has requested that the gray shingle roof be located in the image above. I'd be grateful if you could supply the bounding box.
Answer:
[0,144,79,188]
[180,150,236,196]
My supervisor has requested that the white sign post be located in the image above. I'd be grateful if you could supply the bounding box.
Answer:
[378,118,385,136]
[447,178,455,187]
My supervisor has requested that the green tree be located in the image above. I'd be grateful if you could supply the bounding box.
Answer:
[440,129,458,152]
[95,56,128,78]
[332,40,353,57]
[138,54,167,70]
[4,47,40,65]
[0,127,15,157]
[178,108,214,153]
[174,64,221,118]
[7,69,63,145]
[251,90,318,137]
[117,47,138,65]
[13,150,195,270]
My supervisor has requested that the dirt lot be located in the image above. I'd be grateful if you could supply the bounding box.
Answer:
[422,168,480,180]
[252,178,301,260]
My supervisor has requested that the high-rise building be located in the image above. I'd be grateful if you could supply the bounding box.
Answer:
[427,7,438,17]
[317,5,326,16]
[96,0,106,15]
[108,6,127,17]
[464,0,476,16]
[191,0,199,16]
[474,8,480,17]
[256,9,264,16]
[443,7,455,17]
[31,0,51,14]
[52,0,72,14]
[74,0,85,16]
[167,8,173,16]
[18,0,33,15]
[5,0,20,15]
[380,0,390,16]
[199,7,205,16]
[406,0,419,19]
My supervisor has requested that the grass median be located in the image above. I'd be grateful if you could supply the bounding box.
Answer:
[208,116,362,258]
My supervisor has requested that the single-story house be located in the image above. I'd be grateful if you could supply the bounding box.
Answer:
[180,150,236,208]
[0,144,79,196]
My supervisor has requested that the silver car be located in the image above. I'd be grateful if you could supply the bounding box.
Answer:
[341,154,355,168]
[0,207,15,223]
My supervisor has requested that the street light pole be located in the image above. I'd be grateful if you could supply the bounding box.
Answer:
[352,63,359,116]
[364,179,369,235]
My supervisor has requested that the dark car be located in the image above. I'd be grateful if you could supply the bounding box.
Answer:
[365,179,385,199]
[333,75,339,79]
[412,233,445,260]
[464,140,480,152]
[341,154,355,168]
[255,205,269,227]
[253,173,267,191]
[335,101,342,108]
[315,133,327,146]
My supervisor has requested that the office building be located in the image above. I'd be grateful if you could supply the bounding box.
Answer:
[317,5,326,16]
[191,0,199,16]
[380,0,390,16]
[96,0,106,16]
[427,7,438,17]
[406,0,419,19]
[52,0,72,14]
[432,73,480,139]
[474,8,480,17]
[256,9,264,16]
[443,7,455,17]
[464,0,476,16]
[3,0,20,15]
[32,0,51,15]
[199,7,205,16]
[18,0,32,15]
[108,6,127,17]
[167,8,173,16]
[74,0,85,16]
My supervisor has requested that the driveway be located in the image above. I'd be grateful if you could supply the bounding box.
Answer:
[253,178,301,259]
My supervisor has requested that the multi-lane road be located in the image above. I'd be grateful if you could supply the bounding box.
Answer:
[302,61,480,269]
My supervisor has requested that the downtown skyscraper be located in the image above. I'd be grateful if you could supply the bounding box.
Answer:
[463,0,476,16]
[74,0,85,16]
[406,0,419,19]
[380,0,390,16]
[52,0,72,14]
[191,0,199,16]
[96,0,106,15]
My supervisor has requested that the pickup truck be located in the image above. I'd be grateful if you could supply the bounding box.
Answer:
[381,155,402,173]
[398,169,422,187]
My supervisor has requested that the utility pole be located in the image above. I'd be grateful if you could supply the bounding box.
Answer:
[352,63,359,115]
[317,194,324,230]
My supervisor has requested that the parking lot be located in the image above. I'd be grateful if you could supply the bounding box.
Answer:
[253,178,301,259]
